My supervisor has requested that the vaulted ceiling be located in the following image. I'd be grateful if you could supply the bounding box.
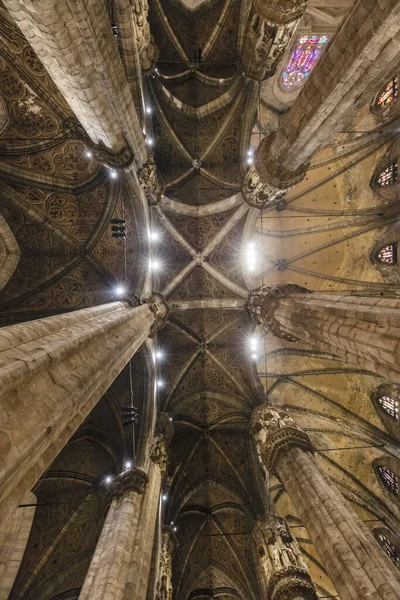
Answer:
[1,0,400,599]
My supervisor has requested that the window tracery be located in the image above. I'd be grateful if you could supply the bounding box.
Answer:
[375,76,398,109]
[377,395,399,420]
[376,532,400,567]
[376,243,397,265]
[282,35,329,89]
[376,162,398,187]
[377,465,399,495]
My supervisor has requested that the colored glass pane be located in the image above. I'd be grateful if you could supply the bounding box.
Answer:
[377,162,398,187]
[377,244,397,265]
[377,533,400,567]
[378,466,399,494]
[376,76,398,108]
[378,395,399,420]
[282,35,329,89]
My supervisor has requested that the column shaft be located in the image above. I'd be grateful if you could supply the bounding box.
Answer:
[271,0,400,173]
[79,464,161,600]
[251,407,400,600]
[3,0,147,164]
[0,296,167,525]
[278,447,400,600]
[247,286,400,385]
[244,0,400,207]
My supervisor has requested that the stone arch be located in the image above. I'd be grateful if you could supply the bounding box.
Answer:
[0,491,36,598]
[0,212,20,291]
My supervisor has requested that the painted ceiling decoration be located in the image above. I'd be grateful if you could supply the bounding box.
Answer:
[0,0,400,598]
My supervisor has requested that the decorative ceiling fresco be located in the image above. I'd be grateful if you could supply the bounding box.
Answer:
[0,0,400,598]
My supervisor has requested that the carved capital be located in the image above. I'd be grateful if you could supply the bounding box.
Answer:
[242,3,304,81]
[243,135,307,208]
[250,406,313,475]
[253,0,307,25]
[246,284,310,342]
[110,467,149,498]
[253,513,317,600]
[91,143,134,170]
[148,293,169,337]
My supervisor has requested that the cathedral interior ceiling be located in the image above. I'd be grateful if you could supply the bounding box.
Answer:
[0,0,399,598]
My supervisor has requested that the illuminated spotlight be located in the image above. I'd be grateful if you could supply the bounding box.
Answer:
[85,150,93,158]
[251,353,258,361]
[155,350,163,360]
[149,230,160,242]
[246,242,257,271]
[247,148,254,157]
[145,105,152,115]
[173,527,177,532]
[157,379,164,388]
[115,285,125,296]
[169,416,173,422]
[105,476,112,483]
[162,494,168,501]
[146,137,154,147]
[155,68,159,74]
[149,259,161,271]
[170,521,174,526]
[110,169,118,179]
[246,156,254,165]
[249,336,258,351]
[125,461,132,470]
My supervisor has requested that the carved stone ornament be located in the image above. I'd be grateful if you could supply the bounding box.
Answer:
[156,527,178,600]
[250,406,314,475]
[245,284,310,342]
[148,292,169,337]
[110,467,149,498]
[131,0,159,72]
[151,412,174,474]
[253,513,317,600]
[242,1,305,81]
[253,0,307,25]
[243,134,308,208]
[137,153,164,204]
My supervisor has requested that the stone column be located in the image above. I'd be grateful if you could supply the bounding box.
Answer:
[253,513,317,600]
[155,526,178,600]
[79,413,173,600]
[247,284,400,385]
[243,0,400,207]
[3,0,147,166]
[242,0,307,81]
[0,294,168,526]
[250,406,400,600]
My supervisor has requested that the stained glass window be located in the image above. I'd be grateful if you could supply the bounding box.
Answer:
[378,395,399,420]
[377,533,400,567]
[377,162,398,187]
[377,244,397,265]
[376,76,399,108]
[282,35,330,89]
[377,466,399,494]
